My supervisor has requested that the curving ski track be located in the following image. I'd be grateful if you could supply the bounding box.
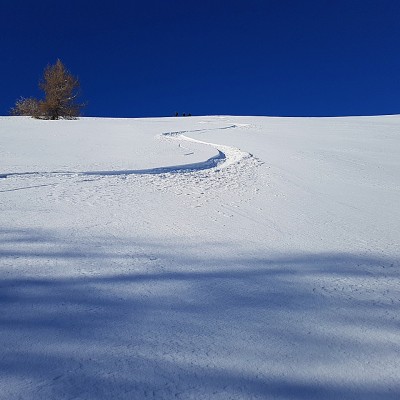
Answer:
[0,125,253,178]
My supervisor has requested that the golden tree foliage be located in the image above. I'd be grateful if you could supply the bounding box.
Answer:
[38,59,82,120]
[11,60,84,120]
[10,97,40,117]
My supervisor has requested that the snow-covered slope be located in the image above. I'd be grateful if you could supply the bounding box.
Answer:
[1,115,399,399]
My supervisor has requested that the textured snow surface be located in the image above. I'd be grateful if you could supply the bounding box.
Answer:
[1,115,399,399]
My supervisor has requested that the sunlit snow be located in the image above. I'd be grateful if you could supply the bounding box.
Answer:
[1,115,399,399]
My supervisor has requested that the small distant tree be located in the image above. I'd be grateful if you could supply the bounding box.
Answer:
[11,59,84,120]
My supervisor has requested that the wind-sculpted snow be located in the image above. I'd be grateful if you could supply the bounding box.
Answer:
[1,115,399,399]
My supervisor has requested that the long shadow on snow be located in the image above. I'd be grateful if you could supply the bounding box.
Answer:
[0,150,225,180]
[0,228,399,399]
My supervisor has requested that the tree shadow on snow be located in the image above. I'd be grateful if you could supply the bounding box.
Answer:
[0,227,399,399]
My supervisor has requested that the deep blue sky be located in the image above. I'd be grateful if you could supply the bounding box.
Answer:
[1,0,400,117]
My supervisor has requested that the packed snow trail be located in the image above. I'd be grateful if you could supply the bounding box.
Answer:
[0,124,253,178]
[161,124,254,170]
[0,150,224,178]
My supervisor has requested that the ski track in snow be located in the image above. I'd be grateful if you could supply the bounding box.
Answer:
[161,124,254,170]
[0,124,263,215]
[0,124,255,179]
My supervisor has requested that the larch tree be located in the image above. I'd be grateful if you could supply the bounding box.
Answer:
[39,59,83,120]
[11,59,84,120]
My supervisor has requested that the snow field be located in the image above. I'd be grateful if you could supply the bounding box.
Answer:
[0,115,399,399]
